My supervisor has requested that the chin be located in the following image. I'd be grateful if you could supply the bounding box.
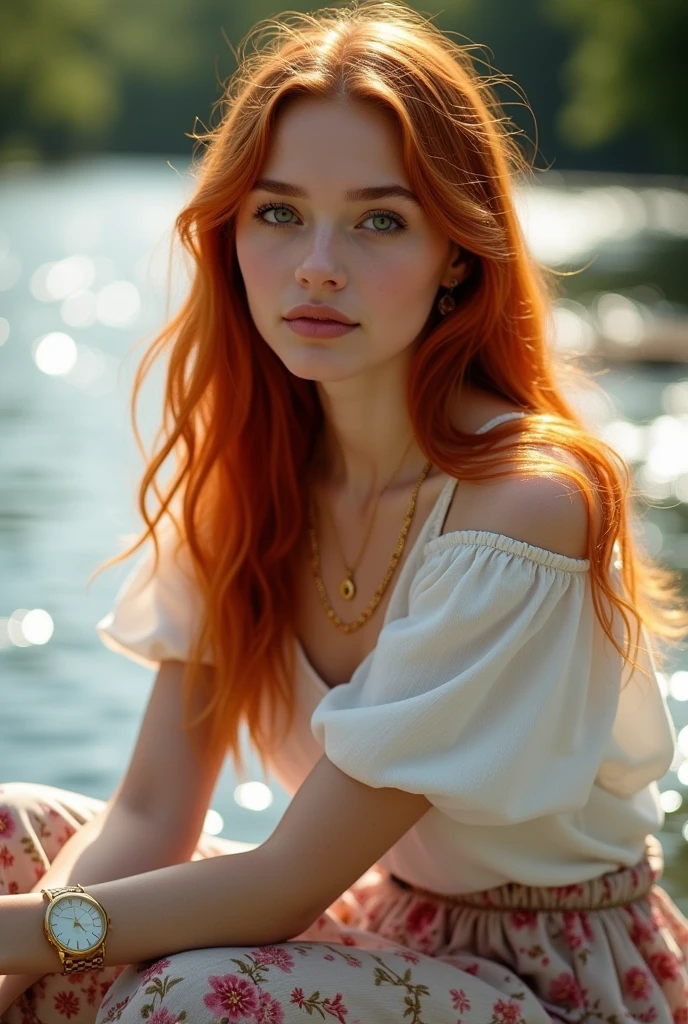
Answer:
[280,349,365,382]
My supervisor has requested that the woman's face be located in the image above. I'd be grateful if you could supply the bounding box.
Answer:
[234,96,459,384]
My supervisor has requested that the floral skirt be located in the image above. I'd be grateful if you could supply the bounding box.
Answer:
[1,781,687,1024]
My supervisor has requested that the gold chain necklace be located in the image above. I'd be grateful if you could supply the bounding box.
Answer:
[307,454,433,635]
[321,434,414,601]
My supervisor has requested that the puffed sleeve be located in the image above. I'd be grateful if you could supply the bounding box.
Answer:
[310,532,675,826]
[96,519,212,669]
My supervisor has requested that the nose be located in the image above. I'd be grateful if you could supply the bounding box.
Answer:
[295,227,346,289]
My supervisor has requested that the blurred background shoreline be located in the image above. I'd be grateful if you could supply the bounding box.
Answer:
[2,0,687,909]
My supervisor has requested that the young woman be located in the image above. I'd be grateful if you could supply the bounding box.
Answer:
[2,2,687,1021]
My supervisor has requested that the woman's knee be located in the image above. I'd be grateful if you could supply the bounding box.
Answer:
[97,942,470,1024]
[0,781,105,895]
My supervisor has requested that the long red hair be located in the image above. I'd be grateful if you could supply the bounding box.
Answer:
[93,0,687,781]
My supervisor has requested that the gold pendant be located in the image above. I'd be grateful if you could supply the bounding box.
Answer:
[340,575,356,601]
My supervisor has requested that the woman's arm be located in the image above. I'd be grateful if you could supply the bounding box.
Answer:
[2,754,433,976]
[0,799,206,1013]
[0,658,232,1012]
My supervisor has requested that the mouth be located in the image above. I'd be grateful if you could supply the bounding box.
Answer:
[284,316,358,325]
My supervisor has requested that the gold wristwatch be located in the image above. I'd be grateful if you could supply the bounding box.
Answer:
[41,884,110,974]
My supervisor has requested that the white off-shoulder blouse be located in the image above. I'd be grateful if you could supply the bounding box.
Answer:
[96,412,677,895]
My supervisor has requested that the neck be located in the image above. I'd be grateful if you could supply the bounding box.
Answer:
[312,363,430,507]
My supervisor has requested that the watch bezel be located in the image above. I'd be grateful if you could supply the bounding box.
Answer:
[44,892,109,955]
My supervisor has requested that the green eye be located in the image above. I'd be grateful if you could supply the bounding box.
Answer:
[251,203,407,235]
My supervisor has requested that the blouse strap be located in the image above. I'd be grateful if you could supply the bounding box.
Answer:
[474,410,528,434]
[426,410,528,543]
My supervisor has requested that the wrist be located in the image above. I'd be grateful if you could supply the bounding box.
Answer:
[41,884,110,976]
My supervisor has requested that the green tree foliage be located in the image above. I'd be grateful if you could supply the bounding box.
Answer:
[0,0,685,172]
[0,0,206,160]
[544,0,687,171]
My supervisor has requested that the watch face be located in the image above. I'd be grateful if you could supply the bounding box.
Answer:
[46,895,106,953]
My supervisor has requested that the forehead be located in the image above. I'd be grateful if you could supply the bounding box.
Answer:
[259,96,410,193]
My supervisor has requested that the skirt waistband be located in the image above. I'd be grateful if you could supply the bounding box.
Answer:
[387,835,664,913]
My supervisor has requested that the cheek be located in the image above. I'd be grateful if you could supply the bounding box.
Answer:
[235,231,276,296]
[363,239,440,314]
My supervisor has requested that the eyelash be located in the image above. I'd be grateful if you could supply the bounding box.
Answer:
[251,202,407,235]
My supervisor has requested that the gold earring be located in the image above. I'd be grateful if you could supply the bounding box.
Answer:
[438,276,459,316]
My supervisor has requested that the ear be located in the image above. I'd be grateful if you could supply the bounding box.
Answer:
[441,246,471,288]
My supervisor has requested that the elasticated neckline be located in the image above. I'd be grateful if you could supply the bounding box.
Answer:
[425,529,591,572]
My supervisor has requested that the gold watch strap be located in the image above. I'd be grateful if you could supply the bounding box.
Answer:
[42,884,107,974]
[42,883,86,902]
[60,949,107,974]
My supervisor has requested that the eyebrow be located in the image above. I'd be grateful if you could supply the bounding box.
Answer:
[250,177,422,209]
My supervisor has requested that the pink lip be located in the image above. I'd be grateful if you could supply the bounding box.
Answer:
[284,303,357,324]
[285,318,358,339]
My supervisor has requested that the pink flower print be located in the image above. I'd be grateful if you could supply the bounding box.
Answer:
[323,992,347,1024]
[548,972,585,1008]
[626,906,657,945]
[324,954,335,960]
[464,962,480,976]
[624,966,652,1002]
[553,882,584,901]
[341,935,357,946]
[562,914,583,950]
[673,1010,688,1024]
[138,958,172,984]
[561,911,593,950]
[0,844,14,869]
[492,999,523,1024]
[203,974,260,1018]
[8,880,18,894]
[53,990,80,1019]
[255,989,285,1024]
[0,808,16,840]
[650,902,668,930]
[147,1010,182,1024]
[509,911,538,929]
[637,1009,658,1023]
[252,946,296,972]
[66,970,88,984]
[648,950,681,981]
[291,987,307,1008]
[450,989,471,1013]
[98,996,132,1022]
[406,899,438,935]
[397,951,421,964]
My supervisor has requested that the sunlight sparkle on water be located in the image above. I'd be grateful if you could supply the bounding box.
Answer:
[203,809,224,836]
[21,609,54,645]
[660,790,683,813]
[677,725,688,758]
[670,672,688,702]
[33,332,78,375]
[234,781,274,812]
[63,343,117,395]
[1,609,54,648]
[95,280,141,327]
[61,290,97,328]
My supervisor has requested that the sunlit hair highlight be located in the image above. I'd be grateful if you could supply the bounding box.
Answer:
[92,0,688,780]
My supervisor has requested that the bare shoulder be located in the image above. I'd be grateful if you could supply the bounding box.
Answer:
[444,444,598,561]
